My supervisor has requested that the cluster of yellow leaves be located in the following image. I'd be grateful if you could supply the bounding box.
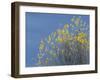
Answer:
[47,35,51,43]
[53,16,88,45]
[39,40,45,51]
[55,24,70,43]
[74,32,88,44]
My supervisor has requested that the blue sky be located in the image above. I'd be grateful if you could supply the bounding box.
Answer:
[25,12,89,67]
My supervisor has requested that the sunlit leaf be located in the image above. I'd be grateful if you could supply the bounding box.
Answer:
[64,24,69,29]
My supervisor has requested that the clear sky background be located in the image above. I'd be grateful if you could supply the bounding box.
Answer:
[25,12,89,67]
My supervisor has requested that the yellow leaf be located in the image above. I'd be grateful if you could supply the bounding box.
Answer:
[64,24,69,29]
